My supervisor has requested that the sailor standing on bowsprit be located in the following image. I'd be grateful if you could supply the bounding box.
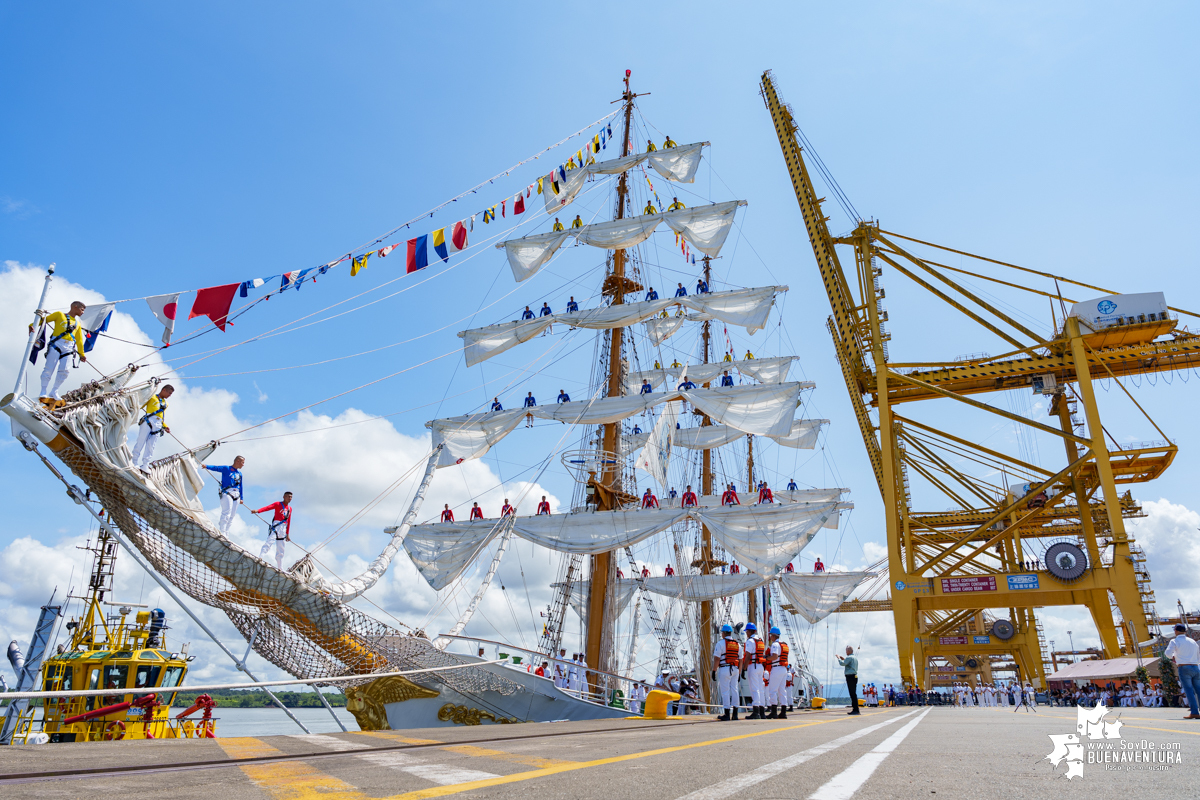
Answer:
[131,384,174,472]
[28,300,88,410]
[203,456,245,534]
[253,491,293,570]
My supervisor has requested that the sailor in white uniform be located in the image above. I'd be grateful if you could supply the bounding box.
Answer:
[713,624,742,721]
[553,649,568,689]
[741,622,767,719]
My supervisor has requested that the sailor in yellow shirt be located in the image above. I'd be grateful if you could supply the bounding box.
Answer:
[723,352,733,363]
[744,350,755,360]
[552,217,565,232]
[29,301,87,406]
[132,384,174,472]
[667,197,686,212]
[644,201,657,215]
[671,359,683,369]
[662,136,677,149]
[571,215,584,229]
[646,140,658,153]
[653,360,662,370]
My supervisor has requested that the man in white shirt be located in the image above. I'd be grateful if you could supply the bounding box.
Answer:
[553,648,568,689]
[1165,623,1200,718]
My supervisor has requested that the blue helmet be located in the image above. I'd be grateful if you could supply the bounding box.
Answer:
[769,626,781,636]
[721,624,733,634]
[744,622,757,633]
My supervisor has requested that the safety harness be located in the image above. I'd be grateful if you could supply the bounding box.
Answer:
[139,396,168,432]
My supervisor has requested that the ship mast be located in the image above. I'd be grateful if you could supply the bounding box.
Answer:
[584,71,640,689]
[697,254,715,706]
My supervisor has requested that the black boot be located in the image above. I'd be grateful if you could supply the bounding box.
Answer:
[750,705,761,719]
[765,705,778,719]
[778,706,788,720]
[732,707,739,720]
[718,710,730,721]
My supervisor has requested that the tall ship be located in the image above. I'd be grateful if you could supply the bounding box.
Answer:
[2,74,872,730]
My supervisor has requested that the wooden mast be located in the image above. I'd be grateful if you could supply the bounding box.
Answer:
[697,254,715,706]
[584,72,637,693]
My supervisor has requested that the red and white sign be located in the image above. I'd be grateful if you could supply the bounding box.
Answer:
[939,576,997,594]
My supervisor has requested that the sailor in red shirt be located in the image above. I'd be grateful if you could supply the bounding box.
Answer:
[665,564,675,576]
[730,562,740,574]
[758,482,774,504]
[641,566,651,578]
[616,568,624,579]
[536,495,551,515]
[254,491,293,570]
[440,504,455,522]
[721,483,740,506]
[785,562,795,573]
[469,502,484,520]
[500,498,515,516]
[681,484,699,507]
[813,557,825,574]
[642,488,659,509]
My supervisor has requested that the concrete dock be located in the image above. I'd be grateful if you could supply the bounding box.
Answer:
[1,706,1195,799]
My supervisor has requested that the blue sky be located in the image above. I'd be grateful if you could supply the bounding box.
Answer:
[2,2,1198,693]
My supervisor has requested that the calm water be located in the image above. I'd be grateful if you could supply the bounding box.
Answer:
[210,706,360,736]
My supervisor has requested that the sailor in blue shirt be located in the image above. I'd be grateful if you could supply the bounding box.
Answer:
[696,278,710,294]
[640,380,654,395]
[521,306,535,320]
[720,370,734,387]
[787,479,798,491]
[524,392,537,427]
[668,487,678,500]
[203,456,245,534]
[540,303,553,317]
[678,378,697,391]
[566,297,579,312]
[557,390,571,404]
[674,283,688,298]
[632,424,642,434]
[491,397,503,412]
[646,287,659,301]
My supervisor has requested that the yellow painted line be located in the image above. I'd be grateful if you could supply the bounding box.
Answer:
[379,712,888,800]
[355,731,443,745]
[240,761,369,800]
[440,744,578,768]
[217,737,285,760]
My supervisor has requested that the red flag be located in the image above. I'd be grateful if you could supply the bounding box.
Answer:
[188,283,239,331]
[501,198,506,218]
[514,193,525,215]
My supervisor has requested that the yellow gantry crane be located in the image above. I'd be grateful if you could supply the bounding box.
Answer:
[760,70,1200,688]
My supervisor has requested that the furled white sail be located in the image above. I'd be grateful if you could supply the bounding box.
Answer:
[503,230,573,283]
[627,356,798,392]
[656,489,849,509]
[497,202,747,284]
[644,313,694,346]
[626,417,827,453]
[633,400,679,489]
[427,409,525,467]
[692,503,841,575]
[512,508,687,554]
[544,143,706,214]
[639,573,770,602]
[426,383,802,466]
[552,579,642,624]
[460,286,786,367]
[400,518,507,591]
[777,572,877,624]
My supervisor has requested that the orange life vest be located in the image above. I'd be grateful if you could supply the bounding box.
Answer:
[752,637,766,666]
[723,638,740,666]
[777,642,789,667]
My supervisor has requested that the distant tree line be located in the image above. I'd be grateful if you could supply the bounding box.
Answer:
[172,689,347,708]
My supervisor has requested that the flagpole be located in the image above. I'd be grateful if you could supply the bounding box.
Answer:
[13,264,56,396]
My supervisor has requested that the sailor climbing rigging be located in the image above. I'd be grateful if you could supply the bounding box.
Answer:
[131,384,174,472]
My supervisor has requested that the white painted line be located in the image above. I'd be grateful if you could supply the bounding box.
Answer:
[287,733,369,751]
[809,709,931,800]
[402,764,501,785]
[358,751,425,768]
[675,711,918,800]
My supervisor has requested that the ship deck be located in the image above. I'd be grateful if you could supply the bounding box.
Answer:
[0,706,1195,798]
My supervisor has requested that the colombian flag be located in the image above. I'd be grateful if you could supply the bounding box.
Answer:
[406,235,429,273]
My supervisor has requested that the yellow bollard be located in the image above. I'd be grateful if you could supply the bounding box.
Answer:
[641,689,681,720]
[810,697,826,709]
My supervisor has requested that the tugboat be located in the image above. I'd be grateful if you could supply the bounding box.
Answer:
[3,527,216,743]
